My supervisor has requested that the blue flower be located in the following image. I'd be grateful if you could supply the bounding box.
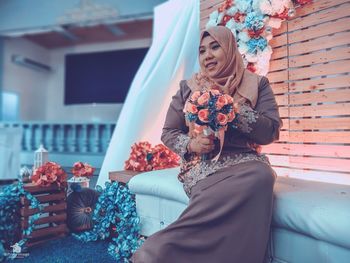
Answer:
[247,37,267,54]
[245,11,264,31]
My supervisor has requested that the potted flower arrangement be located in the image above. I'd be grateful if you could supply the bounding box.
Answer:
[68,162,95,190]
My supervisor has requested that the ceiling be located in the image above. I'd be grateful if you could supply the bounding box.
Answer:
[23,19,153,49]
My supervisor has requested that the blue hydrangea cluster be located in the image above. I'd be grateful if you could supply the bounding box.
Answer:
[247,37,268,54]
[73,181,141,262]
[0,182,42,260]
[244,11,264,31]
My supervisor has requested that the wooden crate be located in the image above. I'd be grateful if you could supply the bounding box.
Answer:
[19,183,68,248]
[109,170,141,185]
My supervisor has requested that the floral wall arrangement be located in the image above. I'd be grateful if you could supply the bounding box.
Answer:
[206,0,312,75]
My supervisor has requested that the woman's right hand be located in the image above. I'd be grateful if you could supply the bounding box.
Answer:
[188,134,215,154]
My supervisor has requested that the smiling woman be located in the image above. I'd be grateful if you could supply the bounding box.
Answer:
[132,26,282,263]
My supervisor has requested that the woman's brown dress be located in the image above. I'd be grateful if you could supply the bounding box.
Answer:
[133,76,281,263]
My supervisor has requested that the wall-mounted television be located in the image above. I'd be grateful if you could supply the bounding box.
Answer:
[64,48,148,104]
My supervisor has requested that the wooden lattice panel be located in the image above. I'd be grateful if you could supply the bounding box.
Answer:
[200,0,350,184]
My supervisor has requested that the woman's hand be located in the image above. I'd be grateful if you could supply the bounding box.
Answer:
[188,133,215,154]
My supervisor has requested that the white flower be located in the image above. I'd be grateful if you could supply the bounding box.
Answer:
[256,47,273,75]
[238,31,250,42]
[238,42,248,54]
[267,17,282,28]
[246,53,258,63]
[226,6,238,16]
[236,0,250,13]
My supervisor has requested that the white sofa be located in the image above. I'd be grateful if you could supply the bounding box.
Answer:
[129,168,350,263]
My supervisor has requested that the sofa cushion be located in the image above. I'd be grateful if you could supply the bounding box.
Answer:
[128,167,189,205]
[273,177,350,250]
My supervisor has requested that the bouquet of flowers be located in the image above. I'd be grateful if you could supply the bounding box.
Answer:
[31,161,67,187]
[71,162,95,177]
[185,89,236,135]
[184,89,237,160]
[124,142,180,172]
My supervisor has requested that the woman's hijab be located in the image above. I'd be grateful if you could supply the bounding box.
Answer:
[187,26,260,108]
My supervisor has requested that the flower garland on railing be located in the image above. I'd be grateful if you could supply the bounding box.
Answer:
[206,0,312,75]
[0,182,43,260]
[124,142,180,172]
[73,181,141,262]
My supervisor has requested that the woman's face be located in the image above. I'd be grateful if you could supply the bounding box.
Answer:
[199,35,226,78]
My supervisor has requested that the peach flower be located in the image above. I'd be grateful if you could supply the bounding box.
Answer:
[224,94,234,104]
[216,95,228,110]
[191,91,201,101]
[198,109,209,122]
[217,113,228,125]
[197,92,210,106]
[210,89,221,96]
[186,102,198,114]
[227,111,236,122]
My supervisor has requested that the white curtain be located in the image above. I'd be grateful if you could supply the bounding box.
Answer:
[97,0,200,186]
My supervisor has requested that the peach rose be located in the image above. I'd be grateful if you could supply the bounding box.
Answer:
[227,111,236,122]
[216,95,228,110]
[198,109,209,122]
[190,91,201,101]
[224,94,234,104]
[186,102,198,114]
[217,113,228,125]
[197,92,210,106]
[210,89,220,96]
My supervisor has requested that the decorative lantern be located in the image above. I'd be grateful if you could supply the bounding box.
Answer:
[34,144,49,169]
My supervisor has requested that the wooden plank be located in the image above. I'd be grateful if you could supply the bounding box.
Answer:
[23,183,65,194]
[22,213,67,229]
[289,60,350,80]
[272,23,287,36]
[201,0,223,11]
[290,0,350,18]
[269,58,288,72]
[289,117,350,130]
[20,192,66,205]
[279,107,289,118]
[289,75,350,92]
[273,167,350,186]
[268,154,350,172]
[271,45,288,60]
[270,34,287,48]
[288,17,350,44]
[281,119,289,130]
[289,89,350,105]
[270,83,288,94]
[287,131,350,143]
[289,46,350,67]
[288,2,350,31]
[262,143,350,158]
[278,131,289,142]
[275,95,289,106]
[289,103,350,117]
[267,70,288,83]
[289,31,350,56]
[201,2,222,19]
[109,170,141,184]
[21,202,67,217]
[27,224,68,239]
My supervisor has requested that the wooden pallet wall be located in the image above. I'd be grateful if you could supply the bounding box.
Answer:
[200,0,350,184]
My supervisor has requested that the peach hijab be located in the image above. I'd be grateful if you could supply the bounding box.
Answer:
[187,26,260,108]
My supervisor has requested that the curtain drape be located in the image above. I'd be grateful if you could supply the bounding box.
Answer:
[97,0,199,186]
